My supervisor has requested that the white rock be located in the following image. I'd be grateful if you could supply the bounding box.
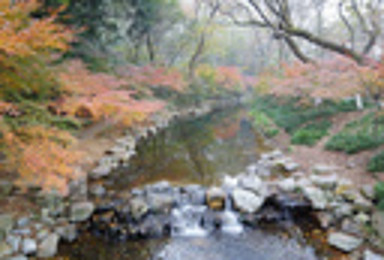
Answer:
[303,186,328,210]
[232,189,264,213]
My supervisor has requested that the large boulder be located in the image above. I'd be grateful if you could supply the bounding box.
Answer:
[238,175,263,194]
[232,189,264,214]
[328,232,363,252]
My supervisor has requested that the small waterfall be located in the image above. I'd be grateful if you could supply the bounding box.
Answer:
[221,184,243,235]
[171,205,208,237]
[221,210,243,235]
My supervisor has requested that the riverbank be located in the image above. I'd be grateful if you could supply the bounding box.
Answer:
[0,98,243,259]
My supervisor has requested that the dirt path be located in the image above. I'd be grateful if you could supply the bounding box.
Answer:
[273,110,384,187]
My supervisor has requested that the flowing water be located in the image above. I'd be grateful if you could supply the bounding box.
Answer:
[58,108,341,260]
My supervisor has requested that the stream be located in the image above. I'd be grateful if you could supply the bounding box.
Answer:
[57,108,339,260]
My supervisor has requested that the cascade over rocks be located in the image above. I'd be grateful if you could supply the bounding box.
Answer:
[83,149,381,258]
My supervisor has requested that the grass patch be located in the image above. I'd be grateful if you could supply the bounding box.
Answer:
[252,96,356,134]
[326,113,384,154]
[368,151,384,173]
[250,109,279,138]
[291,120,332,146]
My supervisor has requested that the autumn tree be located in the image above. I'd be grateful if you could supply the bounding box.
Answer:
[0,0,74,101]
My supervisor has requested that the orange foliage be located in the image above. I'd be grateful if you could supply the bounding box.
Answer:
[2,125,83,195]
[0,0,74,99]
[256,56,363,100]
[58,60,165,126]
[195,64,246,95]
[117,65,187,93]
[0,0,73,57]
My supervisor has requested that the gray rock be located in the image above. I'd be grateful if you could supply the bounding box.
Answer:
[55,224,77,243]
[341,219,363,236]
[354,212,370,224]
[146,181,172,193]
[353,195,373,212]
[310,175,338,189]
[7,255,28,260]
[90,165,110,179]
[364,250,384,260]
[315,212,333,229]
[36,229,50,241]
[313,164,338,175]
[129,197,149,221]
[22,238,37,255]
[361,185,375,200]
[147,193,175,213]
[238,175,263,194]
[328,232,363,252]
[68,175,87,200]
[36,191,64,217]
[232,189,264,214]
[12,229,31,236]
[332,203,353,219]
[0,181,13,197]
[283,161,299,172]
[0,214,14,241]
[89,184,107,197]
[17,217,30,229]
[372,211,384,238]
[303,186,328,210]
[6,235,21,252]
[37,233,60,258]
[278,178,296,192]
[0,241,12,258]
[206,187,227,211]
[70,201,95,222]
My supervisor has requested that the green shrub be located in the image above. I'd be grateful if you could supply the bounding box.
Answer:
[252,96,357,134]
[250,109,279,138]
[291,120,332,146]
[326,113,384,154]
[375,182,384,210]
[368,151,384,172]
[4,101,82,131]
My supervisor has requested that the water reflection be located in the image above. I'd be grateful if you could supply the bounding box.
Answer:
[109,109,267,190]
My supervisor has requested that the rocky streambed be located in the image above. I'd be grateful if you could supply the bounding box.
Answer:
[1,105,383,260]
